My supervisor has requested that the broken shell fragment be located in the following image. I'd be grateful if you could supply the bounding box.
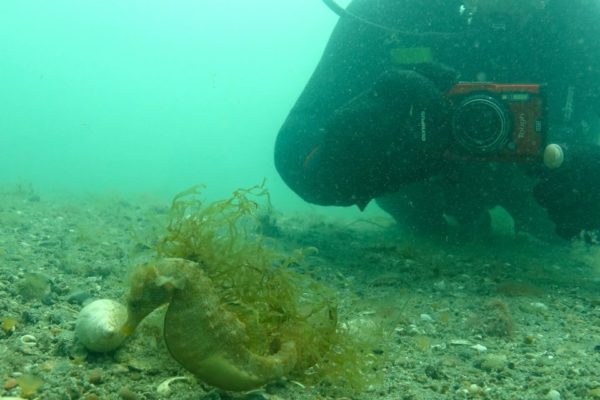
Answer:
[156,376,193,395]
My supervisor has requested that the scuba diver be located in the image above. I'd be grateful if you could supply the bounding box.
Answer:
[274,0,600,241]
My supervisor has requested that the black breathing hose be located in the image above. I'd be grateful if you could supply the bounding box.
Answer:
[321,0,397,31]
[320,0,470,40]
[322,0,347,16]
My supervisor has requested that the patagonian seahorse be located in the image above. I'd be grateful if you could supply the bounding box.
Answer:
[123,257,298,391]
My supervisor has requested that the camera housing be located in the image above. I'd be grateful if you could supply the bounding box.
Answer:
[445,82,546,162]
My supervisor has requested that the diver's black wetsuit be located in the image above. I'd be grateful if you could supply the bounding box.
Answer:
[274,0,600,238]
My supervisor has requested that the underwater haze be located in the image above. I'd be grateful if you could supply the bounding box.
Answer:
[1,0,370,215]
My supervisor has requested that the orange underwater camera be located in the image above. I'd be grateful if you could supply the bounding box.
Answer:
[445,82,547,162]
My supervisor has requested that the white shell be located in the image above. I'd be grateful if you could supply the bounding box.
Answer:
[543,144,564,169]
[75,299,128,352]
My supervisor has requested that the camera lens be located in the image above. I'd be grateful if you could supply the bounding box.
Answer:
[452,95,511,155]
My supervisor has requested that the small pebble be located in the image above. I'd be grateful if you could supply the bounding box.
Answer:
[524,334,538,345]
[3,377,18,390]
[68,290,92,305]
[471,344,488,353]
[529,302,549,313]
[420,313,433,322]
[88,368,103,385]
[481,354,508,371]
[546,389,561,400]
[449,339,471,346]
[118,387,139,400]
[468,383,482,395]
[241,391,270,400]
[433,280,446,290]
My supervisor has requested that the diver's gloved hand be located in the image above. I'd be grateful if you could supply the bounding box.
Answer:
[312,64,458,207]
[533,144,600,242]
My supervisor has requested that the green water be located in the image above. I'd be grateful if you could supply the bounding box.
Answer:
[1,1,366,215]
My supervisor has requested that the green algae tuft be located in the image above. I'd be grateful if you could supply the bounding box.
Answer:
[138,184,383,393]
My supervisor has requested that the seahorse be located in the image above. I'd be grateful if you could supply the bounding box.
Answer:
[122,257,298,391]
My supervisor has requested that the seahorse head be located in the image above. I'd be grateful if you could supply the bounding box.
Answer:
[122,259,186,335]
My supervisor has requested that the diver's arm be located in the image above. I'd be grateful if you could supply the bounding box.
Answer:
[275,0,457,208]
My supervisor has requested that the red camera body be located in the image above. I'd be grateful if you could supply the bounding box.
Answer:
[445,82,547,163]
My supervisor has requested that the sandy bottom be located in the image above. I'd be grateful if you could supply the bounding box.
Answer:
[0,186,599,400]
